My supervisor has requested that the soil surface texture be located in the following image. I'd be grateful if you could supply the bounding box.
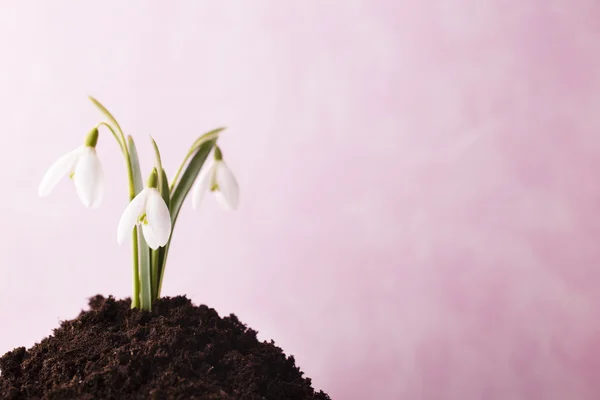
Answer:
[0,295,329,400]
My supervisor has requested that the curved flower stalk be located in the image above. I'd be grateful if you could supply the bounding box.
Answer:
[38,97,238,311]
[38,128,104,209]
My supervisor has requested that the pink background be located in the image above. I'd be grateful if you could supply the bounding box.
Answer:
[1,1,599,399]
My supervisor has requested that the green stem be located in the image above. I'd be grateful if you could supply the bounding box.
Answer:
[151,249,159,301]
[139,239,152,310]
[157,237,171,298]
[122,142,139,309]
[132,228,141,308]
[95,122,125,154]
[97,120,140,308]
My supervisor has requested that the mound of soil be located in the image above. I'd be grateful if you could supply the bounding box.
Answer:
[0,295,329,399]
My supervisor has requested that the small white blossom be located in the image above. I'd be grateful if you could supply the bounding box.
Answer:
[117,186,172,250]
[192,147,239,210]
[38,143,104,209]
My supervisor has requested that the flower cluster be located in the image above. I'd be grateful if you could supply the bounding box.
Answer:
[38,97,238,310]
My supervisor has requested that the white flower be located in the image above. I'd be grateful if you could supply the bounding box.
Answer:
[117,187,172,250]
[192,158,239,210]
[38,145,104,209]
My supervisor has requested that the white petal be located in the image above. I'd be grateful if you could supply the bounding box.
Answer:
[38,148,80,197]
[73,147,104,209]
[214,161,239,210]
[191,162,214,209]
[142,223,160,250]
[117,189,149,245]
[146,188,172,247]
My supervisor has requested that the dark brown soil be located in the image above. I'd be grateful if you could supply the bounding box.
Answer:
[0,295,329,400]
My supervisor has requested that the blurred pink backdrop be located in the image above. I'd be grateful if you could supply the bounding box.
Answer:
[1,1,600,399]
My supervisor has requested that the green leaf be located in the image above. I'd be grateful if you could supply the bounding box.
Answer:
[147,136,170,207]
[160,168,170,211]
[170,136,218,227]
[156,168,170,298]
[149,136,164,187]
[127,136,152,311]
[156,135,218,298]
[189,127,224,153]
[170,127,225,192]
[148,137,164,301]
[88,96,124,135]
[127,136,144,195]
[139,237,152,310]
[148,137,171,300]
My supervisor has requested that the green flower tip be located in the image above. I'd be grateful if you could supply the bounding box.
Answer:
[147,167,159,188]
[84,127,99,148]
[214,146,223,161]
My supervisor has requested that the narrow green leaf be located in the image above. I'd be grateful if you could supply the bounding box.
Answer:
[148,137,171,301]
[147,137,170,207]
[148,137,163,301]
[170,127,225,192]
[88,96,124,135]
[127,136,152,311]
[156,168,170,298]
[189,127,225,153]
[157,243,170,298]
[160,169,170,210]
[151,249,159,301]
[170,137,218,227]
[156,136,218,298]
[139,238,152,310]
[149,136,164,187]
[127,136,144,195]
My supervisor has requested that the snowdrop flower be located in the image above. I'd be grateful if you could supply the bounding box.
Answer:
[117,168,172,250]
[38,128,104,209]
[192,146,239,210]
